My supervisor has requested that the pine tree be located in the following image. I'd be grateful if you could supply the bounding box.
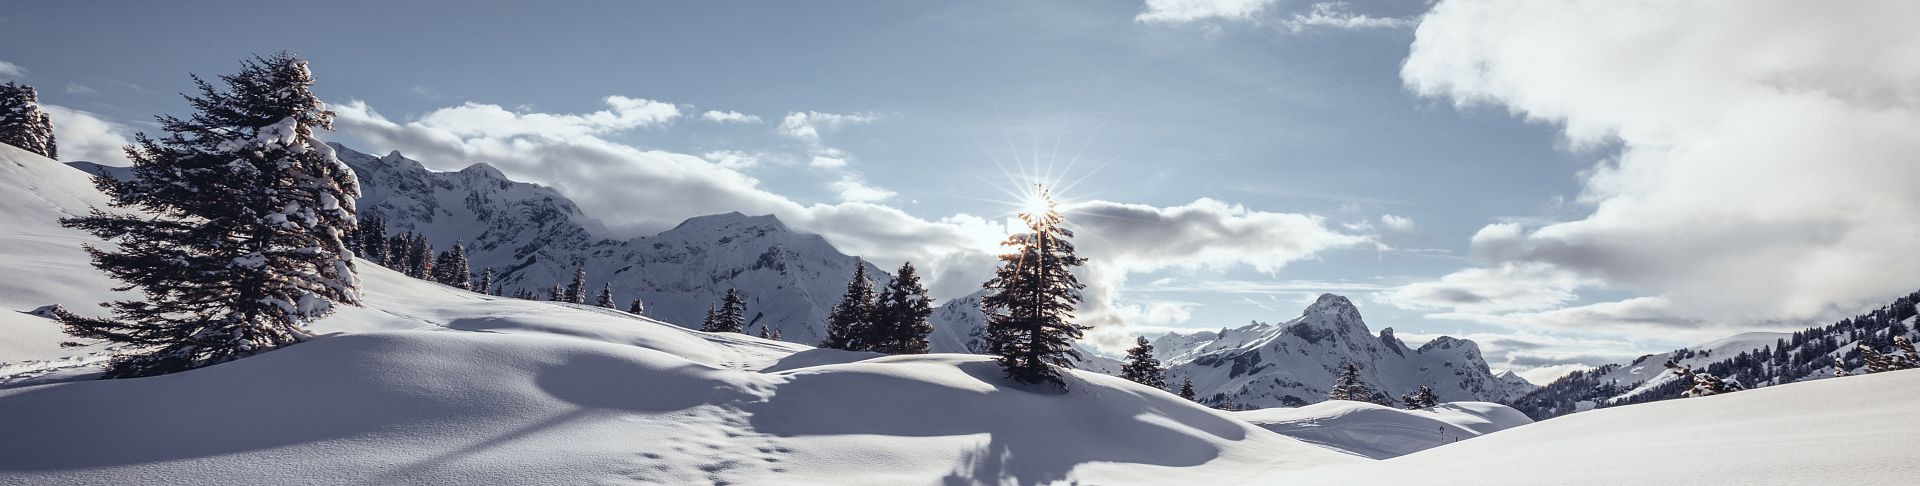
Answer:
[700,304,720,332]
[1328,359,1375,402]
[357,214,387,265]
[0,81,57,159]
[432,241,470,289]
[549,283,564,302]
[1178,377,1197,401]
[628,298,645,315]
[54,54,359,378]
[475,268,493,295]
[1119,336,1166,389]
[710,288,747,333]
[869,261,935,354]
[821,263,877,351]
[1400,385,1439,409]
[409,234,432,279]
[564,265,587,304]
[385,232,408,268]
[757,324,773,339]
[595,283,616,308]
[981,185,1089,387]
[1833,356,1851,377]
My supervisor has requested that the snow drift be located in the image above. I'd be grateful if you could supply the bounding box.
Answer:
[1236,401,1532,459]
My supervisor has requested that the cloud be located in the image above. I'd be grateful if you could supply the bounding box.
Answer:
[807,155,848,169]
[1378,213,1415,232]
[1282,2,1413,33]
[700,110,762,124]
[1401,0,1920,325]
[702,150,763,170]
[1135,0,1276,23]
[41,105,132,164]
[63,83,96,95]
[830,174,897,203]
[778,111,875,144]
[1380,262,1591,313]
[410,96,680,140]
[0,60,23,78]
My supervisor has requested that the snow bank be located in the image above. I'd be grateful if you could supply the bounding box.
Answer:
[1264,369,1920,484]
[1234,400,1532,458]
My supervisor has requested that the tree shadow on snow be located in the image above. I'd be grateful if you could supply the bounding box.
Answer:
[747,360,1245,486]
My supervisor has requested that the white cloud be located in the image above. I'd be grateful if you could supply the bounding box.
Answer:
[410,96,679,140]
[1402,0,1920,325]
[1136,0,1277,23]
[1381,262,1591,314]
[807,155,848,169]
[41,105,132,164]
[63,83,96,95]
[0,60,24,78]
[778,111,875,144]
[700,110,762,124]
[1282,2,1413,33]
[701,150,762,170]
[1378,213,1415,232]
[830,174,897,203]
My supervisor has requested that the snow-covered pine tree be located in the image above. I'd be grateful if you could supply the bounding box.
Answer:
[431,241,469,289]
[628,298,645,315]
[357,214,386,265]
[475,268,493,295]
[54,54,359,378]
[1178,377,1197,401]
[1328,359,1375,402]
[1400,385,1439,409]
[0,81,57,159]
[711,288,747,333]
[1833,356,1850,377]
[595,283,615,308]
[700,304,720,332]
[548,283,564,302]
[981,185,1089,387]
[757,324,772,339]
[821,263,877,351]
[869,261,934,354]
[410,234,432,279]
[1119,336,1166,389]
[564,265,587,304]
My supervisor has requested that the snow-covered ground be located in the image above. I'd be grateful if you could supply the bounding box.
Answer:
[1235,401,1532,459]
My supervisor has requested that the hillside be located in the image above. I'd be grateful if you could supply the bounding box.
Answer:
[1235,401,1532,459]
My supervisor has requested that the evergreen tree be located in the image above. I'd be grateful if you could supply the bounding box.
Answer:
[700,304,719,332]
[475,268,493,295]
[1119,336,1166,389]
[595,283,616,308]
[385,232,408,268]
[357,214,387,265]
[54,54,359,378]
[409,234,432,279]
[869,261,935,354]
[981,185,1089,387]
[548,283,564,302]
[1833,356,1851,377]
[710,288,747,333]
[628,298,645,315]
[1328,359,1375,402]
[1178,377,1197,401]
[757,324,773,339]
[431,241,470,289]
[821,263,877,350]
[0,81,57,159]
[1400,385,1439,409]
[564,265,587,304]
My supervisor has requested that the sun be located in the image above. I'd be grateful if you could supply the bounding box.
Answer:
[1019,184,1056,219]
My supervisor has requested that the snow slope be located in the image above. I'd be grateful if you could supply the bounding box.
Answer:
[1265,369,1920,485]
[0,263,1359,485]
[1235,401,1532,459]
[0,144,126,364]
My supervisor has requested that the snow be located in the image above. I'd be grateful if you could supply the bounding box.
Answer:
[1263,369,1920,484]
[1234,401,1532,459]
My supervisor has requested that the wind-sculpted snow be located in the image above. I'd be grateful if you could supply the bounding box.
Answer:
[1235,401,1532,459]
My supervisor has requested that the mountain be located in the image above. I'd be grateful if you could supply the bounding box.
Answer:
[1512,291,1919,420]
[334,144,887,344]
[1152,294,1534,409]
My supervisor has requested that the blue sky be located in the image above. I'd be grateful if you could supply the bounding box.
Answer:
[8,0,1918,383]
